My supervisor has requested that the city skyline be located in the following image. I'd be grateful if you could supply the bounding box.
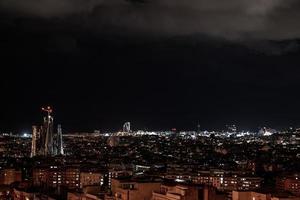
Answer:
[1,1,300,200]
[2,113,300,134]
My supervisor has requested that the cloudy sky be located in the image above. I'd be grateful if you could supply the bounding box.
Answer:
[0,0,300,132]
[1,0,300,40]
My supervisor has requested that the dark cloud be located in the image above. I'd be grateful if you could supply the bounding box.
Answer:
[0,0,300,39]
[1,0,300,40]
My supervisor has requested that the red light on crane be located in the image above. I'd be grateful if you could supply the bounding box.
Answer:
[41,106,53,114]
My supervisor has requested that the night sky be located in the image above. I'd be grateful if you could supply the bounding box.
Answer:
[1,0,300,132]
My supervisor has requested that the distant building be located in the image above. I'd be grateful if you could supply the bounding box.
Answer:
[222,176,262,191]
[107,136,120,147]
[0,169,22,185]
[108,169,133,189]
[33,166,80,190]
[165,170,262,191]
[276,174,300,197]
[80,172,104,188]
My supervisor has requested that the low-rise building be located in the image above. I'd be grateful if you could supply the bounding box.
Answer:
[152,183,226,200]
[232,191,269,200]
[13,188,55,200]
[232,191,300,200]
[112,177,161,200]
[33,166,80,190]
[80,172,103,188]
[0,169,22,185]
[67,192,101,200]
[276,174,300,196]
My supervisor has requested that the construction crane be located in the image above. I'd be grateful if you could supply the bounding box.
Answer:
[42,106,53,117]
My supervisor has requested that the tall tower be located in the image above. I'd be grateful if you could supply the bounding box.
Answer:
[31,126,38,157]
[197,123,201,133]
[57,124,64,155]
[123,122,131,132]
[42,107,54,156]
[32,106,64,157]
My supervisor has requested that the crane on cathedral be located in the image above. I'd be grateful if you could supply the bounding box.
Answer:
[31,106,64,157]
